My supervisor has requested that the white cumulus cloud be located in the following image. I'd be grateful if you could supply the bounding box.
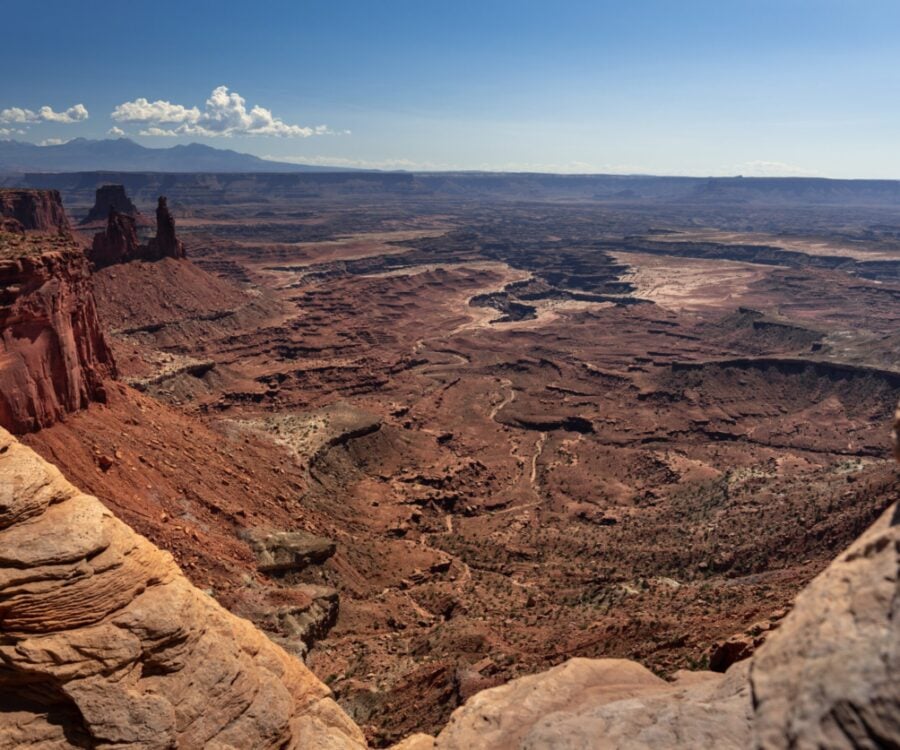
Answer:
[112,86,334,138]
[39,104,89,123]
[112,98,200,125]
[107,126,126,137]
[0,104,89,124]
[0,107,35,124]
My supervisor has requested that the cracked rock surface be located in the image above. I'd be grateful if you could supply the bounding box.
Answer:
[0,427,366,750]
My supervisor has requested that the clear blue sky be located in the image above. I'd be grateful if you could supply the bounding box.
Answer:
[2,0,899,176]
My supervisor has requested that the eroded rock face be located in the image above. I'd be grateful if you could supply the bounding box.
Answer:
[750,498,900,749]
[81,185,145,226]
[435,659,751,750]
[90,208,141,267]
[0,428,367,749]
[0,249,116,433]
[0,189,70,233]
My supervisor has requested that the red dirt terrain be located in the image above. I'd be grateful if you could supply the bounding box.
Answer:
[4,181,899,745]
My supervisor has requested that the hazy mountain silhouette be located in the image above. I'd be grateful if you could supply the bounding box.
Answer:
[0,138,355,173]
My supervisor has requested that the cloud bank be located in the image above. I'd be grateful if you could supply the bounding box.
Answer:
[0,104,89,125]
[112,86,333,138]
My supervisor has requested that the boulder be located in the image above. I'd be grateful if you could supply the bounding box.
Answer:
[390,734,437,750]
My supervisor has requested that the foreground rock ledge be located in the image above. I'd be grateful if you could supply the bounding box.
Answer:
[0,427,365,750]
[430,496,899,749]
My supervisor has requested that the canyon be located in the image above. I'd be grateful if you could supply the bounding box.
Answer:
[0,180,898,748]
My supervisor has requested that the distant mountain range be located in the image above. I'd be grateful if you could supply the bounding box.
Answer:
[0,138,356,173]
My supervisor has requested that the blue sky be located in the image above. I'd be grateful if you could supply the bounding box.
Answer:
[2,0,899,176]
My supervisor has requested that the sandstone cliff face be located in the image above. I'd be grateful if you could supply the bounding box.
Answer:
[0,189,71,233]
[81,185,146,226]
[0,428,367,750]
[0,249,116,434]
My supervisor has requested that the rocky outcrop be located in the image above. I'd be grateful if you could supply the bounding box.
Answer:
[708,609,787,673]
[0,189,70,234]
[237,583,340,659]
[750,498,900,749]
[242,528,337,576]
[88,196,185,268]
[90,209,140,267]
[435,659,752,749]
[0,428,367,749]
[432,496,900,749]
[0,249,116,433]
[145,197,185,261]
[80,185,145,225]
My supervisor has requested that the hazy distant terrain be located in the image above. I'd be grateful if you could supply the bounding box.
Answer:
[8,167,900,213]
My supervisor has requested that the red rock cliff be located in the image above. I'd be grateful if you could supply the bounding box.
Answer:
[0,189,71,233]
[0,246,116,433]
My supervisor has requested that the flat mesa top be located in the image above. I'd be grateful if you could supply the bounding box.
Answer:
[0,231,79,260]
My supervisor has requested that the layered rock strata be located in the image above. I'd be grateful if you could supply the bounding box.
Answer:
[0,428,367,749]
[0,249,116,433]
